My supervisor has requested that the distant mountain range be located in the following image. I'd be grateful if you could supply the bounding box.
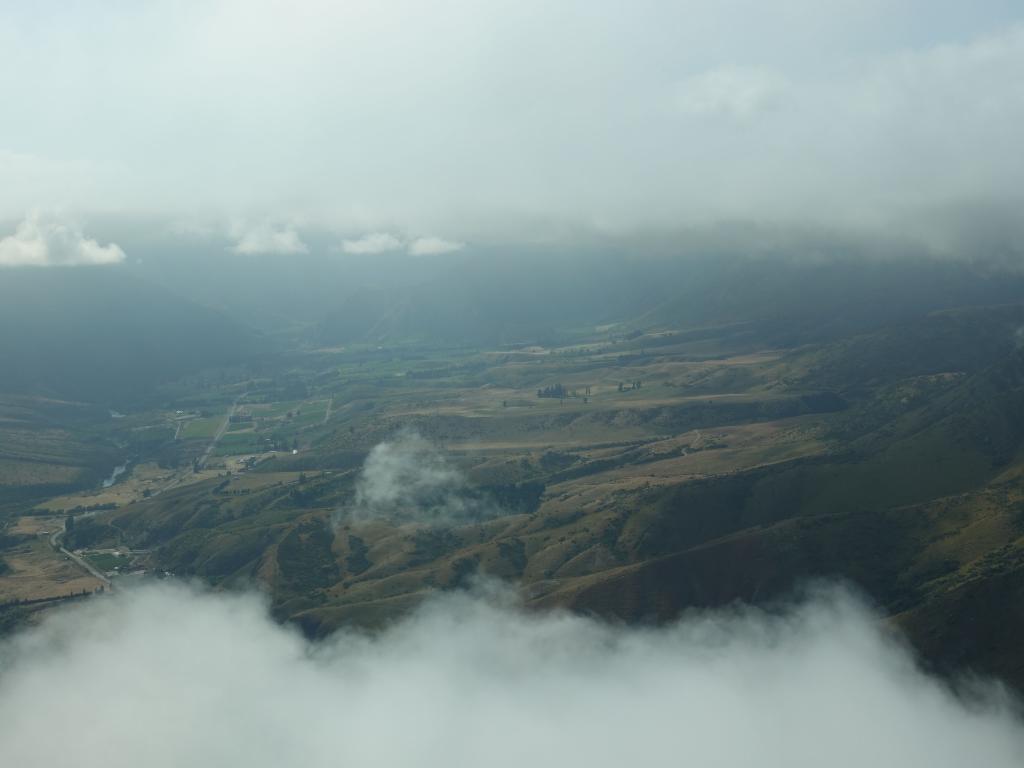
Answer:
[0,267,260,404]
[5,252,1024,404]
[315,254,1024,347]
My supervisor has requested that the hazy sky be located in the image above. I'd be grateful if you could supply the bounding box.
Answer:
[1,1,1023,245]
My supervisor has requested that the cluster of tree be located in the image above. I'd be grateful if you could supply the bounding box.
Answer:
[63,519,120,550]
[537,383,567,399]
[538,451,580,471]
[275,520,340,592]
[153,441,185,470]
[288,475,325,508]
[66,502,117,514]
[537,384,591,399]
[480,481,546,514]
[618,380,643,392]
[212,479,251,496]
[0,587,103,608]
[266,435,299,452]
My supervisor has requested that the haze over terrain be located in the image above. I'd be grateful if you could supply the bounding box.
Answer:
[3,3,1024,767]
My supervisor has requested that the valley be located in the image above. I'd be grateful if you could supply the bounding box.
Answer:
[4,301,1024,688]
[7,5,1024,764]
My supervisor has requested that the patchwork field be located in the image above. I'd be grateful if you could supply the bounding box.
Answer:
[0,536,102,602]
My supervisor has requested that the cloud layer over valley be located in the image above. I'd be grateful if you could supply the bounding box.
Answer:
[0,582,1022,768]
[230,221,309,255]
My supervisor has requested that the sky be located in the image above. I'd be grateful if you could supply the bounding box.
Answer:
[1,1,1023,256]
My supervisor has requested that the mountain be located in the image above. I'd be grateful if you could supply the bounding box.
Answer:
[316,255,1024,347]
[0,267,262,404]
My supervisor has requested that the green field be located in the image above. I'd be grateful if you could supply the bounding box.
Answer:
[213,432,268,456]
[291,400,329,427]
[180,415,225,440]
[84,552,128,573]
[258,401,304,418]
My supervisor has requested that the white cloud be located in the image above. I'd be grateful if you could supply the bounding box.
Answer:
[230,222,308,255]
[0,582,1022,768]
[408,236,465,256]
[1,5,1023,238]
[674,66,790,118]
[339,233,466,257]
[340,232,404,254]
[345,430,496,524]
[0,211,125,267]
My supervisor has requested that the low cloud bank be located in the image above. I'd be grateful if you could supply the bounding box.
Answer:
[0,211,125,267]
[230,221,308,255]
[0,582,1022,767]
[343,430,496,524]
[407,236,464,256]
[340,232,404,254]
[340,232,465,256]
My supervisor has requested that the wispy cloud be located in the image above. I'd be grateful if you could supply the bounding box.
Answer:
[230,222,308,255]
[343,430,497,525]
[340,232,404,254]
[0,211,125,267]
[407,236,465,256]
[339,233,466,257]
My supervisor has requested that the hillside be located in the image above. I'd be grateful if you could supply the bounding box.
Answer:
[0,267,262,404]
[315,255,1024,347]
[0,395,123,512]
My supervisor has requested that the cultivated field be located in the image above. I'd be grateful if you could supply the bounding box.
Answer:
[0,537,102,602]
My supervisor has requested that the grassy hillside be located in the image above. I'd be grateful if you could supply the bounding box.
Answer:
[0,395,122,512]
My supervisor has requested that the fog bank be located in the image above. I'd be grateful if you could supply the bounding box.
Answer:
[0,583,1022,767]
